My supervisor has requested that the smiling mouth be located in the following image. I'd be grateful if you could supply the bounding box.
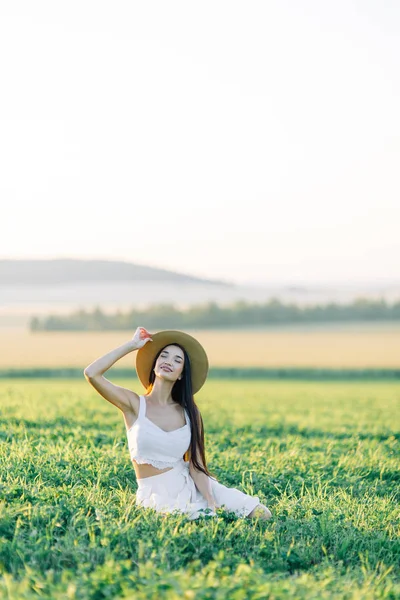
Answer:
[161,366,172,372]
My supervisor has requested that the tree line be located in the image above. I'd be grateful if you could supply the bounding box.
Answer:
[30,297,400,331]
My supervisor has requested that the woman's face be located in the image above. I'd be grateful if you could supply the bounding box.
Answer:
[155,344,185,382]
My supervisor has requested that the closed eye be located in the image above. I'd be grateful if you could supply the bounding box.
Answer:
[161,352,183,363]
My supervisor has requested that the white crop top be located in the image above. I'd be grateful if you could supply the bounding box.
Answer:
[126,395,191,469]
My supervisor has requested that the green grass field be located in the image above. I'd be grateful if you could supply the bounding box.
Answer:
[1,379,399,599]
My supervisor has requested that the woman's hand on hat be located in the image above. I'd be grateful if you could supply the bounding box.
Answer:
[132,326,153,349]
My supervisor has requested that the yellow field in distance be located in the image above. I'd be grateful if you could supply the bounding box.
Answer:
[1,323,399,368]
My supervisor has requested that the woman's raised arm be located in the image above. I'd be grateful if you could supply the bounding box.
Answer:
[83,326,152,413]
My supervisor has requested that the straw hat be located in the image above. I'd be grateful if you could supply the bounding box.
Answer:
[135,329,209,394]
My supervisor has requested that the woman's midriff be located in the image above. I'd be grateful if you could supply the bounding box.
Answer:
[132,459,174,480]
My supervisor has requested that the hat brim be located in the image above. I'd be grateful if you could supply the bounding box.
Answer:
[135,330,209,395]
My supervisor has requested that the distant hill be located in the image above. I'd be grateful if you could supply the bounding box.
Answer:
[0,258,234,287]
[1,259,400,330]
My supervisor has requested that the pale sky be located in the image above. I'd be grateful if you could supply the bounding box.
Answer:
[1,0,399,285]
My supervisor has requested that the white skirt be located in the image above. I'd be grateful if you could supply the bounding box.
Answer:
[135,458,261,520]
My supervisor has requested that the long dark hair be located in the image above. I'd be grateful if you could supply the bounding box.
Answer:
[145,343,215,478]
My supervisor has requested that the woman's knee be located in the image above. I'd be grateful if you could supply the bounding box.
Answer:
[247,503,272,520]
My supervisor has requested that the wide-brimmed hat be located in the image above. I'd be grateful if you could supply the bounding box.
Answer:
[135,329,209,394]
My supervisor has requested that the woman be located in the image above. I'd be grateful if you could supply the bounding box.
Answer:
[84,326,272,521]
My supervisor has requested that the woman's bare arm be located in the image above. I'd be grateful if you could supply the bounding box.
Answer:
[84,339,137,379]
[83,327,152,413]
[189,411,216,508]
[190,454,215,508]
